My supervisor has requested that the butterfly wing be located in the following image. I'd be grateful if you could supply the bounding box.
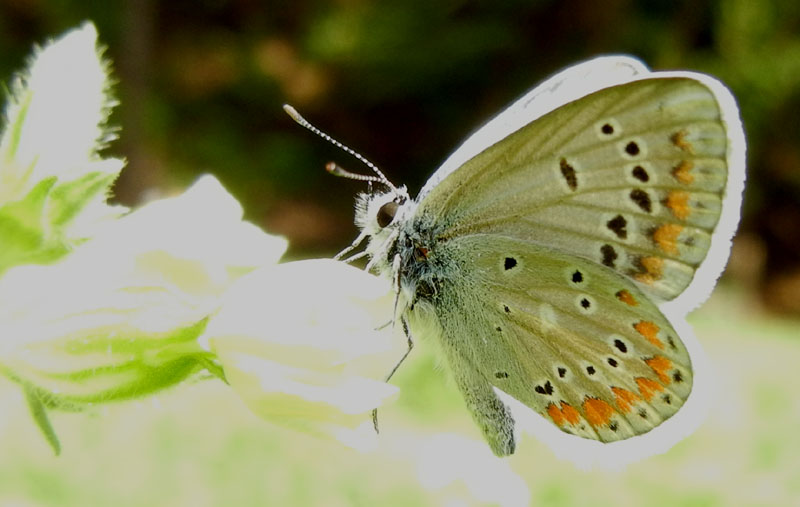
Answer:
[402,65,743,456]
[406,234,692,456]
[416,74,745,304]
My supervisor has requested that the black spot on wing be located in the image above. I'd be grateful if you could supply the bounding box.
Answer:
[606,215,628,239]
[600,244,618,268]
[630,189,652,213]
[504,257,518,270]
[632,165,649,182]
[560,158,578,190]
[667,335,677,351]
[534,381,554,396]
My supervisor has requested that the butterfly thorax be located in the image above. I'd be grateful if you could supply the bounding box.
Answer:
[394,212,455,305]
[356,189,457,308]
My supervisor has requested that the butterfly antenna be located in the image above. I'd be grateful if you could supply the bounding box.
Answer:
[283,104,398,193]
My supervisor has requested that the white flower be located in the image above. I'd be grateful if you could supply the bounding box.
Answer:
[206,259,403,451]
[0,175,286,408]
[0,21,400,458]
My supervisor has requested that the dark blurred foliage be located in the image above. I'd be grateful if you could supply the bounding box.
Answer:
[1,0,800,313]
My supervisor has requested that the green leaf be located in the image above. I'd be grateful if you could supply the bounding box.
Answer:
[47,170,119,227]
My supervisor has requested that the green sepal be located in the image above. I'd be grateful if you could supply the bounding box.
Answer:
[47,170,119,228]
[24,386,61,456]
[2,318,217,453]
[7,318,211,409]
[196,355,227,383]
[0,176,70,273]
[0,87,32,165]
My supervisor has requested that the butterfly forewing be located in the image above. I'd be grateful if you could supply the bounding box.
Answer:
[419,78,732,302]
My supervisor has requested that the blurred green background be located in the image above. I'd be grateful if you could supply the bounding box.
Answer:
[1,1,800,505]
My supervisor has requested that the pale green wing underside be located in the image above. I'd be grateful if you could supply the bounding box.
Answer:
[408,235,692,453]
[417,78,731,301]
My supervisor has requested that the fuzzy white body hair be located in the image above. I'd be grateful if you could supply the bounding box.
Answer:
[354,187,414,277]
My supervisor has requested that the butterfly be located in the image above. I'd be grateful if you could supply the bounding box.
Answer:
[285,56,746,457]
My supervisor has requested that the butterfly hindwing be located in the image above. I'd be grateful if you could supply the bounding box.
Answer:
[407,234,692,453]
[418,77,736,302]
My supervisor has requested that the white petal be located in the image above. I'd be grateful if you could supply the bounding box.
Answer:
[107,175,286,283]
[0,23,113,201]
[207,259,405,441]
[207,259,400,371]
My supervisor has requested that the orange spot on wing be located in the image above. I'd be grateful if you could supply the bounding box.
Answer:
[547,401,581,427]
[615,289,639,306]
[665,191,691,220]
[634,256,664,285]
[634,321,664,349]
[636,377,665,401]
[547,403,565,426]
[653,224,683,254]
[671,130,694,154]
[611,387,641,413]
[645,356,673,384]
[583,398,615,427]
[672,160,695,185]
[561,402,581,425]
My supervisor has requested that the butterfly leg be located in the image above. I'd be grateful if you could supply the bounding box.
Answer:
[452,364,516,456]
[333,230,367,261]
[365,229,400,272]
[372,317,414,433]
[385,318,414,384]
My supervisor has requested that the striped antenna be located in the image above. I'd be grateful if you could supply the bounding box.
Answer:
[283,104,397,192]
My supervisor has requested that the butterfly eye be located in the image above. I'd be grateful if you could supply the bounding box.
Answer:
[376,201,399,228]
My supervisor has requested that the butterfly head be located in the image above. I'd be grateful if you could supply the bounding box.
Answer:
[355,186,417,270]
[281,104,420,277]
